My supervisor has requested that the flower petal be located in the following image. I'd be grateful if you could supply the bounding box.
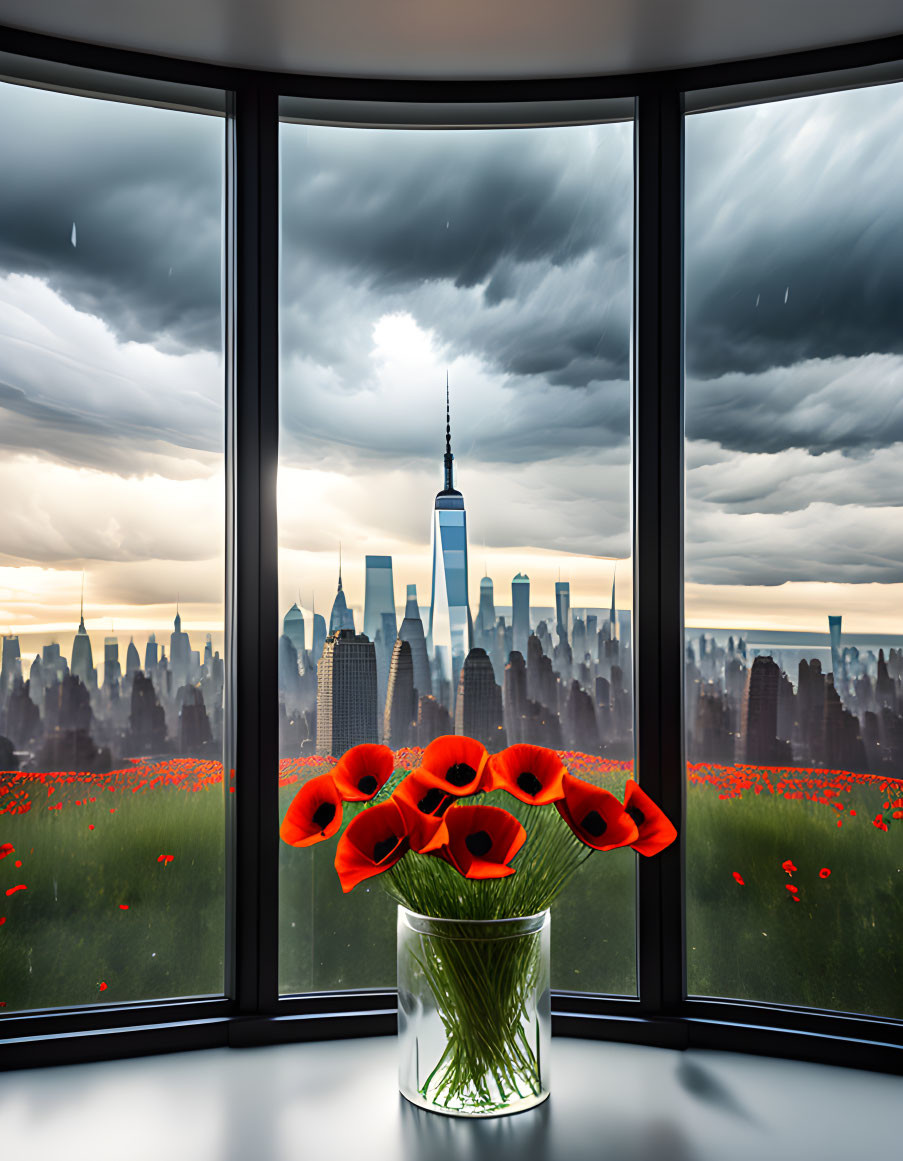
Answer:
[622,779,678,856]
[280,774,344,847]
[485,744,566,804]
[331,744,395,802]
[556,774,639,851]
[427,803,526,879]
[392,769,454,852]
[419,735,488,796]
[334,799,409,892]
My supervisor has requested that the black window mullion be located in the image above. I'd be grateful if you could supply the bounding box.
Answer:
[231,79,280,1016]
[633,85,685,1016]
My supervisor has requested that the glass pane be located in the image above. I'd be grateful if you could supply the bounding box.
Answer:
[278,117,636,996]
[684,81,903,1016]
[0,78,227,1011]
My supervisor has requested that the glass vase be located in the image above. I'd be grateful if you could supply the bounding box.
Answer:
[397,906,551,1117]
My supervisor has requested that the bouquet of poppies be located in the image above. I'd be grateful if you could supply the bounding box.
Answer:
[281,735,677,1112]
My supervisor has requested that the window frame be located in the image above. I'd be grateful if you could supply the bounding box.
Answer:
[0,22,902,1075]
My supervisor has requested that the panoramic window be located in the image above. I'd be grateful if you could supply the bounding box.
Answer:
[0,76,227,1011]
[684,80,903,1016]
[277,113,636,996]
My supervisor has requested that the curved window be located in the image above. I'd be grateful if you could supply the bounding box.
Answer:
[685,78,903,1017]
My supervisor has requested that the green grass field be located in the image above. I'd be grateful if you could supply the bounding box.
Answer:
[2,754,900,1016]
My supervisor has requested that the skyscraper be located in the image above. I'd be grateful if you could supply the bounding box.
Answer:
[144,633,158,672]
[454,647,504,750]
[283,603,306,656]
[0,634,21,693]
[170,608,192,691]
[828,615,844,686]
[71,597,97,691]
[555,581,570,645]
[399,583,432,698]
[364,556,397,643]
[511,573,530,659]
[428,379,471,704]
[316,629,378,757]
[329,554,355,635]
[103,637,121,690]
[384,637,417,749]
[476,576,496,638]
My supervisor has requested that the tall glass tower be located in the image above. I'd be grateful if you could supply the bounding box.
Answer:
[428,380,471,705]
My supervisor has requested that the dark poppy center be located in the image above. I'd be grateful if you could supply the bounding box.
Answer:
[445,762,477,787]
[464,830,493,857]
[626,805,645,828]
[581,810,607,837]
[417,787,451,816]
[357,775,378,796]
[312,801,336,831]
[516,771,543,797]
[372,834,399,863]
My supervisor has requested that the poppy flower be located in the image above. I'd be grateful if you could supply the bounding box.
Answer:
[782,860,797,876]
[732,872,745,885]
[485,744,567,804]
[425,804,526,880]
[556,775,639,851]
[280,774,344,847]
[785,884,798,894]
[819,867,831,878]
[334,799,409,892]
[392,770,454,852]
[331,744,395,802]
[419,735,488,796]
[0,844,13,860]
[622,780,678,857]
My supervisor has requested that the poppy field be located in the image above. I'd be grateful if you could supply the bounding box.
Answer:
[2,753,901,1016]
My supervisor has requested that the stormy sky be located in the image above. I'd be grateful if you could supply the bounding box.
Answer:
[0,73,901,646]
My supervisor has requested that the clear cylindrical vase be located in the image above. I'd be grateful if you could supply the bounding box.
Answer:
[397,906,551,1117]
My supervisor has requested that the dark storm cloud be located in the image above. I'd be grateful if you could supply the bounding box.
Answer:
[0,81,223,353]
[685,83,903,382]
[280,122,634,392]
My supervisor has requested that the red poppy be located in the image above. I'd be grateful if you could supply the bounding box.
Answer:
[280,774,344,847]
[98,981,107,992]
[419,735,488,796]
[732,872,745,885]
[622,780,678,857]
[0,843,13,859]
[425,804,526,880]
[334,799,409,892]
[557,775,639,851]
[485,744,567,804]
[331,744,395,802]
[782,859,797,875]
[819,867,831,878]
[785,884,798,894]
[392,770,454,852]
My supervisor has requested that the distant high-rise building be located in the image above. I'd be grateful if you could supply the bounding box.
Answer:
[454,648,504,749]
[328,555,355,635]
[170,608,192,691]
[283,603,306,656]
[609,570,618,642]
[828,615,844,685]
[316,629,378,757]
[502,650,527,744]
[384,638,417,749]
[511,573,530,659]
[555,581,570,645]
[399,583,432,698]
[125,639,141,680]
[1,634,21,693]
[144,633,158,672]
[364,556,397,643]
[311,607,327,659]
[476,576,496,639]
[739,655,791,764]
[428,379,471,704]
[103,637,121,690]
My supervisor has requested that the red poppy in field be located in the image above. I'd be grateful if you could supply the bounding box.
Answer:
[819,868,832,878]
[0,843,13,859]
[785,884,798,894]
[732,872,745,885]
[334,799,408,892]
[557,775,639,851]
[622,780,678,857]
[425,804,526,879]
[782,860,797,875]
[419,735,488,796]
[280,774,344,847]
[485,744,567,804]
[98,981,107,992]
[4,885,26,897]
[392,770,454,851]
[331,744,395,802]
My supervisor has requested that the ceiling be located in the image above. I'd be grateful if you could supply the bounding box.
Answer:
[0,0,901,80]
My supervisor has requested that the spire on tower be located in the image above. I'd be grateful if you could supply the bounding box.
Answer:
[79,572,85,630]
[443,371,455,493]
[610,564,617,640]
[337,543,343,591]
